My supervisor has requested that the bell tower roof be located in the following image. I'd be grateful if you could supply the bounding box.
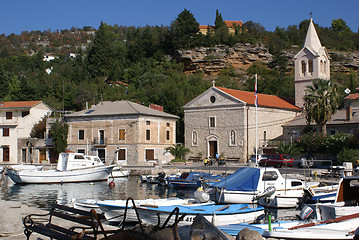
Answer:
[303,18,322,55]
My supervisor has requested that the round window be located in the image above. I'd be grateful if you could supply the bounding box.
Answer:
[210,96,216,103]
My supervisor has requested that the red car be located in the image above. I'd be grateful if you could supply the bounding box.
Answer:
[259,154,294,168]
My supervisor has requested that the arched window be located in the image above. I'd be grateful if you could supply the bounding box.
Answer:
[308,60,313,74]
[320,60,324,74]
[192,131,198,146]
[301,60,306,75]
[324,61,327,74]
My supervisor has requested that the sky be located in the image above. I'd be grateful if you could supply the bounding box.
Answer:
[1,0,358,35]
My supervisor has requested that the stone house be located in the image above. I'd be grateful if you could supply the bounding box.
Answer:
[64,101,179,165]
[183,86,300,162]
[0,101,52,164]
[198,20,243,35]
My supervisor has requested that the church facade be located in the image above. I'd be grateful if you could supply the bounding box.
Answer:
[183,87,300,162]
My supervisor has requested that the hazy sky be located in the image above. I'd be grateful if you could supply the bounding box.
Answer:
[1,0,358,35]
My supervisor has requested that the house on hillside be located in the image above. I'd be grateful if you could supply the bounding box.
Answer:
[64,101,179,165]
[0,101,52,164]
[183,86,300,162]
[198,20,243,35]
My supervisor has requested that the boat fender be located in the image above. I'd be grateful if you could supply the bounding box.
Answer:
[109,181,115,188]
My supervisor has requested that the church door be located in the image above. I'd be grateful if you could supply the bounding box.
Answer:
[208,141,218,159]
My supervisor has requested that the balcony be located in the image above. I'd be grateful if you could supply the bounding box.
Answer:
[93,137,107,147]
[259,139,281,148]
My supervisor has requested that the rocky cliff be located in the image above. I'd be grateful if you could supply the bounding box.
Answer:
[174,43,359,75]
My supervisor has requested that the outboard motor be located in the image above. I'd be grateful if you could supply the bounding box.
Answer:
[194,187,211,203]
[299,205,314,220]
[298,187,315,208]
[255,186,276,201]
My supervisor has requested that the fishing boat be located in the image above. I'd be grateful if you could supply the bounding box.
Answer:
[209,167,317,208]
[96,198,215,224]
[136,203,264,226]
[168,171,222,188]
[6,152,115,184]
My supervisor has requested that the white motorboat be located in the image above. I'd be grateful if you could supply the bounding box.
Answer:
[109,167,130,178]
[136,203,265,226]
[7,152,115,184]
[210,167,318,208]
[96,198,215,224]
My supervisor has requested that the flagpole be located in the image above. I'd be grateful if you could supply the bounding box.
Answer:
[255,74,258,165]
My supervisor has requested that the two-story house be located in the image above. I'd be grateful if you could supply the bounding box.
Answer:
[0,101,52,164]
[64,101,179,165]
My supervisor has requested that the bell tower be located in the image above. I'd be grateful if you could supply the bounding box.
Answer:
[294,18,330,108]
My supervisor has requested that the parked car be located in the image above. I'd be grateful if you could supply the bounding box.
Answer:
[259,154,294,168]
[249,154,269,163]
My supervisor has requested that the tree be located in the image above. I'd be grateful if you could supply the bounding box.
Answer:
[50,120,69,155]
[169,9,200,50]
[164,144,190,160]
[331,19,351,33]
[304,79,339,135]
[30,117,47,139]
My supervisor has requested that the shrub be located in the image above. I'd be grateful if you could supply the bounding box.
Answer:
[337,148,359,165]
[296,132,326,153]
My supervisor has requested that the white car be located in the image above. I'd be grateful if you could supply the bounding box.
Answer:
[249,154,269,164]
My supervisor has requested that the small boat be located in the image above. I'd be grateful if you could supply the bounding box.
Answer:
[136,203,264,226]
[6,152,115,184]
[72,199,101,213]
[209,167,317,208]
[262,212,359,240]
[96,198,215,224]
[139,175,158,183]
[109,166,130,178]
[168,171,222,188]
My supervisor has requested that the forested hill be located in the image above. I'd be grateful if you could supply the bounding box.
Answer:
[1,10,359,141]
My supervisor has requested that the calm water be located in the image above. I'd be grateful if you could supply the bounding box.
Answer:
[0,175,195,210]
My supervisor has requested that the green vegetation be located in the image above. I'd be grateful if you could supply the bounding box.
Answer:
[0,10,359,144]
[50,120,69,155]
[165,144,190,160]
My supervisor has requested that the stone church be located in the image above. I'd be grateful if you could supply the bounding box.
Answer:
[183,18,327,162]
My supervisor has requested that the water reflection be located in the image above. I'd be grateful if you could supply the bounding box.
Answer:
[0,176,195,210]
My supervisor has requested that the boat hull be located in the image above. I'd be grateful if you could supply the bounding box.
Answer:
[136,204,264,226]
[7,165,114,184]
[97,198,215,225]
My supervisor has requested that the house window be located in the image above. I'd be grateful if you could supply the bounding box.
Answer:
[99,130,105,144]
[78,130,84,140]
[192,131,198,146]
[308,60,313,73]
[146,121,151,125]
[22,111,30,117]
[119,129,125,140]
[166,122,170,127]
[166,130,170,141]
[6,112,12,119]
[210,96,216,103]
[209,117,216,128]
[3,146,9,162]
[145,149,154,160]
[301,60,306,75]
[3,128,9,137]
[77,149,85,154]
[146,130,151,140]
[230,130,236,145]
[118,149,126,161]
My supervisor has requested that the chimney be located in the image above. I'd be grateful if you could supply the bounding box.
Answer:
[346,106,352,121]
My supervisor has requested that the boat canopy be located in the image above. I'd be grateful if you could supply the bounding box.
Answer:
[210,167,260,191]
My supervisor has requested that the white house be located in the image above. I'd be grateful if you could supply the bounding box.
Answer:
[0,101,52,164]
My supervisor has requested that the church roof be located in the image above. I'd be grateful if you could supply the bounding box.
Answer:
[216,87,301,111]
[303,18,322,54]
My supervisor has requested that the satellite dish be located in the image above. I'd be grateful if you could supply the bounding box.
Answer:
[345,88,351,94]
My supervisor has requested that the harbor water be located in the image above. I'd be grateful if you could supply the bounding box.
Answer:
[0,175,197,211]
[0,174,299,221]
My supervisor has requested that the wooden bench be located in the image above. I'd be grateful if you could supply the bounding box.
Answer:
[188,156,202,162]
[226,157,241,163]
[23,203,116,240]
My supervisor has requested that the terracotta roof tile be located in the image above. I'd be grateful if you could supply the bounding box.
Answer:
[0,100,43,109]
[216,87,300,111]
[344,93,359,100]
[224,20,243,27]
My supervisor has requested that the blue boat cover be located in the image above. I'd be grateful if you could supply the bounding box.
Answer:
[210,167,260,191]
